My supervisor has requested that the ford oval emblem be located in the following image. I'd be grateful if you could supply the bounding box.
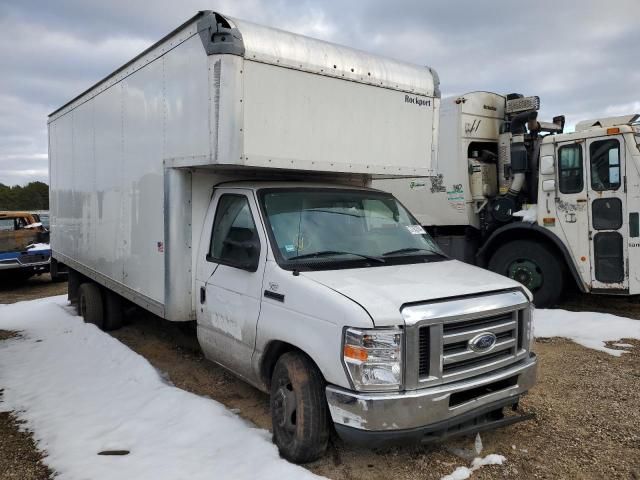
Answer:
[468,332,497,353]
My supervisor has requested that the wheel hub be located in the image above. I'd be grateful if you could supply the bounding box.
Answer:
[508,259,543,291]
[274,384,297,434]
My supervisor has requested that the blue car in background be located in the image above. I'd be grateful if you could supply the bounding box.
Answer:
[0,211,51,282]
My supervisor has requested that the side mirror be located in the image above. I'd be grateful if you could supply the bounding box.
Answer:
[542,179,556,192]
[540,155,555,175]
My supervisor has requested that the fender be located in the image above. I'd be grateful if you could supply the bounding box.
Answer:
[476,222,588,293]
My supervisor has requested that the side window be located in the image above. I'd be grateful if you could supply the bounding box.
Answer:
[208,195,261,271]
[0,219,14,231]
[590,139,621,191]
[558,144,583,194]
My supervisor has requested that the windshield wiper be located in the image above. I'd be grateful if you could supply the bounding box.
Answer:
[288,250,385,263]
[382,247,446,258]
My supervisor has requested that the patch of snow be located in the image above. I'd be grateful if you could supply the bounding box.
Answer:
[0,296,321,480]
[440,453,506,480]
[612,343,634,348]
[441,434,506,480]
[441,466,473,480]
[26,243,50,251]
[513,205,537,223]
[535,308,640,356]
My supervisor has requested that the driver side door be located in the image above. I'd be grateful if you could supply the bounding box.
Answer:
[196,190,267,381]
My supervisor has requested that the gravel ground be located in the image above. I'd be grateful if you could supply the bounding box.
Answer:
[1,285,640,479]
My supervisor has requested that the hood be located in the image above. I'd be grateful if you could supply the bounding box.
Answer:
[301,260,527,326]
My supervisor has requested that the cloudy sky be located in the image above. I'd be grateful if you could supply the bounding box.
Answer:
[1,0,638,186]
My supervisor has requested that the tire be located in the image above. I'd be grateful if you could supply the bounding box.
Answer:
[78,283,104,329]
[270,352,329,463]
[488,240,564,307]
[68,269,82,305]
[103,290,123,331]
[50,259,68,283]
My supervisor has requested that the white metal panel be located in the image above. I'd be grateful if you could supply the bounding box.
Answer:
[71,102,96,269]
[121,61,166,303]
[92,85,125,283]
[375,92,505,227]
[241,61,434,176]
[164,34,210,161]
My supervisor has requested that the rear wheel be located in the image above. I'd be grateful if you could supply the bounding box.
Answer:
[103,290,124,331]
[78,283,104,329]
[488,240,564,307]
[270,352,329,463]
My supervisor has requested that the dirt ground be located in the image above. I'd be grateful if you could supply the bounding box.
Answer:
[1,280,640,479]
[0,274,66,304]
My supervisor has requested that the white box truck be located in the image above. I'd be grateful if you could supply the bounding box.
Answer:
[377,91,640,306]
[48,13,537,462]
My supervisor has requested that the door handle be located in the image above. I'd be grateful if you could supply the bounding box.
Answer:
[200,286,206,304]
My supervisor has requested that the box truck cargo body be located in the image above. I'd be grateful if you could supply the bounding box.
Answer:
[49,13,536,462]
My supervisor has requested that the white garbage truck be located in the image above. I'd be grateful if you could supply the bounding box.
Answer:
[48,13,537,462]
[377,91,640,306]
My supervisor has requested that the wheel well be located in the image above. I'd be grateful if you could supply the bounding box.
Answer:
[480,226,587,293]
[487,229,565,263]
[260,341,322,389]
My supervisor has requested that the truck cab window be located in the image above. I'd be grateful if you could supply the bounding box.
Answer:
[590,139,620,191]
[208,195,260,271]
[558,144,583,194]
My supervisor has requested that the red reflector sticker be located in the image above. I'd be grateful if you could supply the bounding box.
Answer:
[543,217,556,227]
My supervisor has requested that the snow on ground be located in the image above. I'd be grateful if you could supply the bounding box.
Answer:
[26,243,50,251]
[441,434,506,480]
[0,296,320,480]
[535,308,640,356]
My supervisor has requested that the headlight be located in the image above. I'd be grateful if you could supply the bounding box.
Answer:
[342,327,403,391]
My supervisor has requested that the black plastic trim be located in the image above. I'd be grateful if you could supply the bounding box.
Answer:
[333,396,531,448]
[197,12,245,56]
[264,290,284,302]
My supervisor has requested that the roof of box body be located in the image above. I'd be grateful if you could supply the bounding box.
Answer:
[49,11,438,119]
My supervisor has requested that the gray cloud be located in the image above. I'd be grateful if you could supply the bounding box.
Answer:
[1,0,638,185]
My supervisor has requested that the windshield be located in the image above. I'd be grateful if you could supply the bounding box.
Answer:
[260,188,444,270]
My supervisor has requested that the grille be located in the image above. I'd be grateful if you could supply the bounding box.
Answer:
[418,327,430,376]
[418,311,519,382]
[18,253,50,265]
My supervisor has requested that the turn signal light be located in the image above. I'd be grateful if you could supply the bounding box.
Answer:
[344,344,368,361]
[607,127,620,135]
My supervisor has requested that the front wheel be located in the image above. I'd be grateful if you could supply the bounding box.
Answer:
[270,352,329,463]
[488,240,565,307]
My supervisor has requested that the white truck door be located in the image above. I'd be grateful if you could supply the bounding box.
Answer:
[196,189,267,379]
[554,141,591,286]
[586,135,628,290]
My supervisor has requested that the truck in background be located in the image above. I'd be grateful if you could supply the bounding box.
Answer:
[377,91,640,306]
[49,14,537,462]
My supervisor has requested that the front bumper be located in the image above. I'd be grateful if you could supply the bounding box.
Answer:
[326,353,537,445]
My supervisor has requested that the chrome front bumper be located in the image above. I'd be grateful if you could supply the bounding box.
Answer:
[326,353,537,438]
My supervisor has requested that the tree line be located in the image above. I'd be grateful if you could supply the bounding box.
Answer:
[0,182,49,210]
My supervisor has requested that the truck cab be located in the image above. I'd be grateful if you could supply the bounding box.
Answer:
[539,116,640,294]
[195,181,537,457]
